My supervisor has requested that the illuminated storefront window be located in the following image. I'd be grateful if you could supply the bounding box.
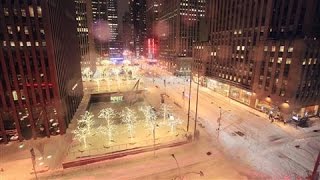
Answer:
[206,78,230,97]
[229,86,252,105]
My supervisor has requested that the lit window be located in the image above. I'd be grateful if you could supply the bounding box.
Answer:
[279,46,284,52]
[4,8,9,16]
[26,42,31,46]
[241,46,245,51]
[236,46,240,50]
[3,41,6,47]
[308,58,312,65]
[271,46,276,52]
[277,58,282,64]
[37,6,42,17]
[35,42,39,46]
[314,58,317,64]
[24,27,29,34]
[269,58,274,63]
[29,6,34,17]
[286,58,291,64]
[19,41,23,46]
[21,9,26,17]
[42,42,46,46]
[12,91,18,101]
[17,26,20,32]
[302,59,306,65]
[264,46,268,52]
[288,47,293,52]
[7,26,13,34]
[10,41,15,47]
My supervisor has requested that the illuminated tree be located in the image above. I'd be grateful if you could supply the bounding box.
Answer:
[113,68,121,90]
[97,125,116,145]
[98,108,116,144]
[73,126,89,148]
[99,108,116,127]
[73,111,95,148]
[159,103,172,123]
[82,68,93,81]
[140,106,158,134]
[120,107,137,140]
[167,116,182,134]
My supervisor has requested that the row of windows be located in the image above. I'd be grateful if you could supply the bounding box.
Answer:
[264,45,293,53]
[3,6,42,18]
[3,41,46,47]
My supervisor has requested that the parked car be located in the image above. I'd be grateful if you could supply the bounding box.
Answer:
[291,115,309,127]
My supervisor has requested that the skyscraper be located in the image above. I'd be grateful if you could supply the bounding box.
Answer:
[75,0,95,69]
[146,0,159,38]
[0,0,83,143]
[196,0,320,118]
[129,0,147,57]
[158,0,206,75]
[122,11,134,52]
[91,0,120,58]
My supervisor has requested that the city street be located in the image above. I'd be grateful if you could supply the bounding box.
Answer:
[0,62,319,180]
[144,63,320,179]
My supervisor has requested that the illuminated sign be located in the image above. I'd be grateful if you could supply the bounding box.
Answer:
[111,96,123,102]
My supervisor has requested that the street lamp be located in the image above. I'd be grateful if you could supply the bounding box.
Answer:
[217,107,230,139]
[171,154,182,179]
[171,154,204,180]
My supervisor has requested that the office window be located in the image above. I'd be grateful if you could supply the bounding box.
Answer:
[24,27,29,34]
[4,8,9,16]
[288,47,294,52]
[264,46,268,52]
[279,46,284,52]
[21,9,26,17]
[286,58,292,64]
[37,6,42,17]
[29,6,34,17]
[7,26,13,34]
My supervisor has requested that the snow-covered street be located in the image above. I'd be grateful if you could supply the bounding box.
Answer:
[146,63,320,179]
[1,63,319,180]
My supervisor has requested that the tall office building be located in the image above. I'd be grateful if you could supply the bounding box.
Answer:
[91,0,120,58]
[75,0,95,69]
[0,0,83,143]
[129,0,147,57]
[122,11,134,52]
[158,0,206,75]
[146,0,159,60]
[146,0,159,37]
[195,0,320,118]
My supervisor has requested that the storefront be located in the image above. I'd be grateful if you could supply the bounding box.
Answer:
[206,78,230,97]
[298,105,319,117]
[255,99,273,114]
[229,86,252,105]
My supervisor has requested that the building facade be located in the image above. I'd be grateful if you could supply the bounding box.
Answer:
[75,0,95,69]
[158,0,206,75]
[129,0,147,57]
[197,0,320,118]
[146,0,159,37]
[122,11,134,52]
[91,0,119,58]
[0,0,83,143]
